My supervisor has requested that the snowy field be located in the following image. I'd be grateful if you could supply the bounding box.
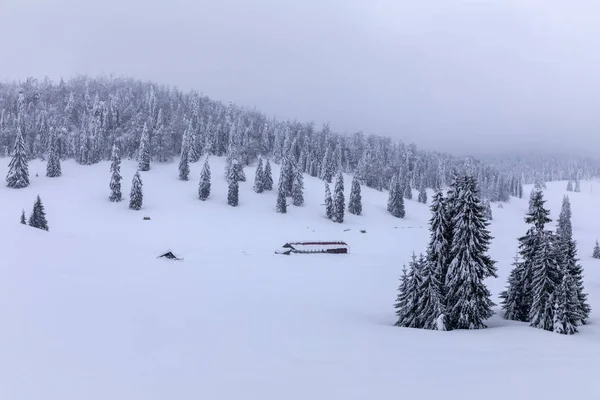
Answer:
[1,157,600,400]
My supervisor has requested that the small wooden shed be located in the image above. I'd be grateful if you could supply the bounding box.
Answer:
[276,241,349,255]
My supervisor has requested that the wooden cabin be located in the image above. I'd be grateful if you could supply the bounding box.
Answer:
[276,241,349,255]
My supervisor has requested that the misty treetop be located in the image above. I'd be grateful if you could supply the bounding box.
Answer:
[2,76,596,198]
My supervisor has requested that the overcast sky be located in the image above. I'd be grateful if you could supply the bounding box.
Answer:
[1,0,599,156]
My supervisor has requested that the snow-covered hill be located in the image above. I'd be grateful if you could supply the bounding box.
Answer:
[1,158,599,400]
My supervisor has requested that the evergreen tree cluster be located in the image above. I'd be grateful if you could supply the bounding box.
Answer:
[2,76,592,199]
[395,176,497,331]
[499,193,590,335]
[20,195,49,231]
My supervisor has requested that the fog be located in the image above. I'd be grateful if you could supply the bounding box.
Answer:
[1,0,599,156]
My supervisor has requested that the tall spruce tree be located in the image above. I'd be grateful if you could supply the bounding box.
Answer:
[555,195,590,325]
[574,177,581,192]
[500,190,551,321]
[332,171,345,223]
[227,162,240,207]
[129,171,143,210]
[566,180,573,192]
[594,241,600,259]
[253,157,265,193]
[276,168,287,213]
[291,168,304,206]
[6,128,29,188]
[445,176,497,329]
[404,176,412,200]
[20,209,26,225]
[394,253,425,328]
[138,122,150,171]
[552,264,579,335]
[388,173,405,218]
[198,157,211,201]
[425,190,451,297]
[28,195,49,231]
[46,128,61,177]
[179,131,191,181]
[109,144,122,202]
[348,176,362,215]
[529,231,561,331]
[263,159,273,191]
[324,183,333,219]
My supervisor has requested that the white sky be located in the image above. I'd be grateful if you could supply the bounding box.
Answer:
[1,0,600,156]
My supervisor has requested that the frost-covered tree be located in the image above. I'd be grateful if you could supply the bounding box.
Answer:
[138,123,150,171]
[594,241,600,259]
[445,176,497,329]
[179,126,191,180]
[574,177,581,192]
[320,145,334,183]
[276,168,287,214]
[500,190,551,322]
[404,176,412,200]
[253,157,264,193]
[417,185,427,204]
[426,190,451,296]
[552,264,579,335]
[20,209,26,225]
[28,195,48,231]
[46,128,61,178]
[417,256,447,331]
[109,145,122,202]
[6,128,29,188]
[324,183,333,219]
[388,173,405,218]
[129,171,143,210]
[529,232,561,332]
[555,195,590,325]
[332,171,345,223]
[394,253,425,328]
[348,176,362,215]
[227,162,240,207]
[566,180,573,192]
[263,159,273,191]
[291,168,304,206]
[198,157,211,201]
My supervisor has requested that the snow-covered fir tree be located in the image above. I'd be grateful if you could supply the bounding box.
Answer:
[425,190,451,297]
[332,171,345,223]
[28,195,48,231]
[263,159,273,191]
[555,195,590,325]
[227,162,240,207]
[129,171,143,210]
[394,253,425,328]
[552,263,579,335]
[445,176,497,329]
[137,123,150,171]
[324,183,333,219]
[281,156,295,196]
[566,180,573,192]
[388,173,405,218]
[348,176,362,215]
[417,255,447,331]
[404,175,412,200]
[6,127,29,188]
[594,241,600,259]
[276,168,287,214]
[417,185,427,204]
[529,231,561,331]
[500,190,551,322]
[574,176,581,192]
[198,157,211,201]
[253,157,264,193]
[291,168,304,206]
[20,209,26,224]
[179,125,191,180]
[109,144,122,202]
[46,128,61,177]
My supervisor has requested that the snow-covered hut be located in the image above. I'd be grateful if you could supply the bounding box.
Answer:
[275,241,349,255]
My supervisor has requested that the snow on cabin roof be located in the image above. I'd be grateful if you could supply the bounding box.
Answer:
[286,241,348,246]
[285,242,349,251]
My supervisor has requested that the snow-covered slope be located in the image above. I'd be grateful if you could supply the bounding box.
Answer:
[1,158,599,400]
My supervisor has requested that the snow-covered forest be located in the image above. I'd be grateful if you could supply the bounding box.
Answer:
[2,76,599,201]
